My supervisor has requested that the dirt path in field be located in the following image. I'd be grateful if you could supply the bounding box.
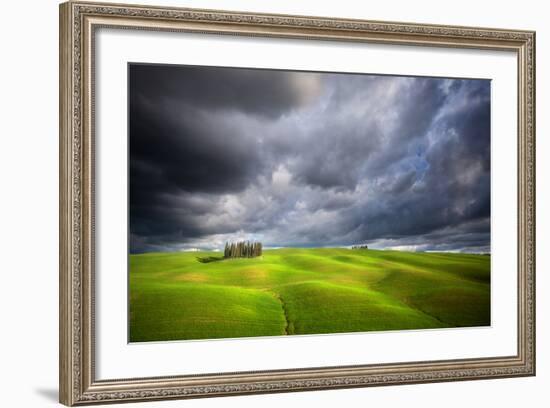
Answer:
[270,292,291,335]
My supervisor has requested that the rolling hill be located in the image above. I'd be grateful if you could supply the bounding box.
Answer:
[129,248,490,342]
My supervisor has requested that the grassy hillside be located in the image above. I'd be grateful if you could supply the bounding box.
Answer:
[129,248,490,342]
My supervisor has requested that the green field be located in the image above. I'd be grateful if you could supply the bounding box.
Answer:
[129,248,490,342]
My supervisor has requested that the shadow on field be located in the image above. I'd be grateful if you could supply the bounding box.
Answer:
[196,256,225,264]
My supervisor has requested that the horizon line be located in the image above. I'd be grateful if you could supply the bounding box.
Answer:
[130,246,491,255]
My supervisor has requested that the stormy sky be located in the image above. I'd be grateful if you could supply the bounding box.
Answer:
[129,63,491,254]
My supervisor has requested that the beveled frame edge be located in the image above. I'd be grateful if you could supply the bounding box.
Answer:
[59,1,536,405]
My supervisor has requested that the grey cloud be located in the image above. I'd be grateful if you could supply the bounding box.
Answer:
[130,63,322,119]
[129,63,490,254]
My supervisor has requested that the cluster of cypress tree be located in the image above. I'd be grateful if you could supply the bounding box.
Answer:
[224,241,262,259]
[351,245,369,250]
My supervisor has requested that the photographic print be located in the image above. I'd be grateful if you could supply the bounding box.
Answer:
[60,4,535,403]
[128,63,491,343]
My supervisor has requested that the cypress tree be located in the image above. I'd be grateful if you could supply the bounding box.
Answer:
[224,241,263,259]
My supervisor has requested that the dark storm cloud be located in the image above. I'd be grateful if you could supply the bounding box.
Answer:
[129,63,491,253]
[285,76,450,190]
[130,64,320,119]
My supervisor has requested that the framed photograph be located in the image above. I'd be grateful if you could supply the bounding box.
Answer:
[59,1,536,405]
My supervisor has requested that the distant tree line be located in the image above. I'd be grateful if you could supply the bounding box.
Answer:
[224,241,263,259]
[351,245,369,250]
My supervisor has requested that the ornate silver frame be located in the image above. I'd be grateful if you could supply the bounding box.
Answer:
[59,1,536,405]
